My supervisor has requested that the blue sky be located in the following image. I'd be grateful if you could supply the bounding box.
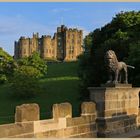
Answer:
[0,2,140,55]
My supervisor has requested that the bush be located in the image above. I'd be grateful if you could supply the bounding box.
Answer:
[11,66,42,99]
[0,74,7,84]
[17,52,47,77]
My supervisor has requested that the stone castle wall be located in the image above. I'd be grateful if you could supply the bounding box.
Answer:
[88,85,140,137]
[14,25,83,61]
[0,102,97,138]
[0,85,140,138]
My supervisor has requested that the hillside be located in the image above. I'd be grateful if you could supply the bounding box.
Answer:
[0,61,82,124]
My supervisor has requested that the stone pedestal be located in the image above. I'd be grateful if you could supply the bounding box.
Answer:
[88,84,140,137]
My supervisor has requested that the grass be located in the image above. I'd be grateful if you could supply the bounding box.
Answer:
[0,61,82,124]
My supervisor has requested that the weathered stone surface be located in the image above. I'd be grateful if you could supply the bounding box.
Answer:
[15,103,40,122]
[53,102,72,119]
[66,117,85,127]
[82,115,96,123]
[78,132,96,138]
[35,129,64,138]
[33,119,59,133]
[81,102,96,115]
[10,133,34,138]
[0,122,34,138]
[77,125,91,133]
[64,127,78,137]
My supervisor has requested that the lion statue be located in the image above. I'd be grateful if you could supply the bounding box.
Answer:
[104,50,135,84]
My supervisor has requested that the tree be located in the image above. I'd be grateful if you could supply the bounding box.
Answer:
[17,52,47,77]
[11,65,42,99]
[127,42,140,86]
[78,11,140,99]
[0,48,16,83]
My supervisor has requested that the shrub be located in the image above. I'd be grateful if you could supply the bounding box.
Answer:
[0,74,7,84]
[11,66,42,99]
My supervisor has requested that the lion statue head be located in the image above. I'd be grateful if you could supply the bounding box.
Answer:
[104,50,118,72]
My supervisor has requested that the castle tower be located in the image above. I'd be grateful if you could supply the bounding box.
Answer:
[56,25,67,61]
[32,33,39,53]
[56,25,83,61]
[14,25,83,61]
[40,35,52,59]
[65,28,83,61]
[18,36,30,58]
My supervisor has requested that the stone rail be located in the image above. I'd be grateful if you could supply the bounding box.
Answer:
[0,102,97,138]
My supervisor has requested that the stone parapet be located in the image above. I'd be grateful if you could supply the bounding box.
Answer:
[88,85,140,137]
[0,101,97,138]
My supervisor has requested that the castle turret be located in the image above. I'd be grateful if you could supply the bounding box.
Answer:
[14,25,83,61]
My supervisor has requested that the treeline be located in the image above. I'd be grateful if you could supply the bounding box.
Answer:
[0,50,47,99]
[78,11,140,99]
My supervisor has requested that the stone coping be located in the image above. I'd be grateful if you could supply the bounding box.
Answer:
[88,86,140,90]
[101,83,132,88]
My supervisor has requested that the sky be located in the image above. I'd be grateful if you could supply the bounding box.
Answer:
[0,2,140,55]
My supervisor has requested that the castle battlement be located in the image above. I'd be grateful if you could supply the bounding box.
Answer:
[0,102,97,138]
[14,25,83,61]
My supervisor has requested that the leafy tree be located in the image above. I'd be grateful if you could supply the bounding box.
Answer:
[11,65,42,99]
[127,42,140,86]
[0,48,16,83]
[17,52,47,77]
[78,11,140,99]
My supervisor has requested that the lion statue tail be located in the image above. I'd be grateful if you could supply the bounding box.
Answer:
[127,65,135,69]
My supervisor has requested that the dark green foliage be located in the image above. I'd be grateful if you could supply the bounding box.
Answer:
[0,48,16,83]
[17,52,47,77]
[78,11,140,99]
[127,42,140,86]
[11,66,42,99]
[0,74,7,84]
[0,62,81,124]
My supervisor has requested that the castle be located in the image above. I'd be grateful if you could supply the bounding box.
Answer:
[14,25,83,61]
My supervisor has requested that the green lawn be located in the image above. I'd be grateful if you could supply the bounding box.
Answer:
[0,61,82,124]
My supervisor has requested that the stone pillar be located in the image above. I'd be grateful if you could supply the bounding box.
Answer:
[88,84,140,137]
[15,103,40,122]
[81,102,96,116]
[53,102,72,120]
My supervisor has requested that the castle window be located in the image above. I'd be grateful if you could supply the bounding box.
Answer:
[72,39,74,44]
[58,37,61,40]
[58,42,61,46]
